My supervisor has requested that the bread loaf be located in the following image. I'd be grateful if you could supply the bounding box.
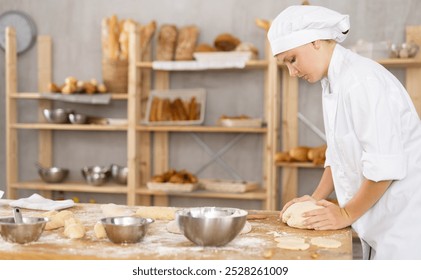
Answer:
[289,146,310,162]
[156,24,178,61]
[175,25,199,60]
[214,33,241,51]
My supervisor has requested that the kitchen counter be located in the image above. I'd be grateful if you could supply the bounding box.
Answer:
[0,202,352,260]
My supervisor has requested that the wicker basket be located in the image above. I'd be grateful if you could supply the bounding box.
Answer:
[102,58,128,93]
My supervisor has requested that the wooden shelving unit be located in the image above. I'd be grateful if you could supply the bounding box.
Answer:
[5,25,280,210]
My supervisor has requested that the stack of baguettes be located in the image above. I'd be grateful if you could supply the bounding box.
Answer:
[149,96,200,122]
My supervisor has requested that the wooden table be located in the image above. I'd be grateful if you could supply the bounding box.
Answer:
[0,202,352,259]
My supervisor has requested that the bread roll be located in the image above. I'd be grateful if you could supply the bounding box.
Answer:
[289,146,310,162]
[214,33,241,51]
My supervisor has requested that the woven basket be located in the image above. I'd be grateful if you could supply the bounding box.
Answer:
[102,59,128,93]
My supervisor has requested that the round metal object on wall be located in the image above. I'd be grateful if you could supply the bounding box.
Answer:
[0,10,37,54]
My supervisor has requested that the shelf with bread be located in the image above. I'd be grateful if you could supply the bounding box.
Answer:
[131,21,279,209]
[4,18,279,209]
[277,26,421,206]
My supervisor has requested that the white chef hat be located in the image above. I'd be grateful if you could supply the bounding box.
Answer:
[267,5,350,56]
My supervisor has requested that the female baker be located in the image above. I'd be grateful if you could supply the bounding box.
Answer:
[267,5,421,259]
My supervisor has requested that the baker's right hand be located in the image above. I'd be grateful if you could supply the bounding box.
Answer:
[279,195,316,218]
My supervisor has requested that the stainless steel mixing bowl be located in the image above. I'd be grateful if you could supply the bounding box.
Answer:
[38,166,69,183]
[82,166,111,186]
[100,216,154,244]
[110,164,128,185]
[0,217,48,244]
[68,113,88,124]
[43,108,72,124]
[176,207,247,246]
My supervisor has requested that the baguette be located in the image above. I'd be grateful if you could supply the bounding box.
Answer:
[149,97,160,121]
[188,97,198,120]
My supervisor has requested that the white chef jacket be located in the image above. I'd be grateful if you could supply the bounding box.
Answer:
[322,44,421,259]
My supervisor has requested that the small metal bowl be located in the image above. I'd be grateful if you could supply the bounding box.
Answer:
[82,166,111,186]
[176,207,247,246]
[0,217,48,244]
[100,216,154,244]
[111,164,128,185]
[38,166,69,183]
[43,108,72,124]
[69,113,88,124]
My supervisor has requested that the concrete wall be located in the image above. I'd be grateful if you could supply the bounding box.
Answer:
[1,0,420,208]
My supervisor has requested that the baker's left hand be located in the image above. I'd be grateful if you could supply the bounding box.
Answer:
[302,200,353,230]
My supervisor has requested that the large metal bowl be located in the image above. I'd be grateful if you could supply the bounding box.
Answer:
[111,164,128,185]
[100,216,154,244]
[0,217,48,244]
[68,113,88,124]
[176,207,247,246]
[38,166,69,183]
[82,166,111,186]
[43,108,72,124]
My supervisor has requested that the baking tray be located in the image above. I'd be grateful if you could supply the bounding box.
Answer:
[143,88,206,126]
[147,182,199,192]
[200,179,259,193]
[217,118,263,128]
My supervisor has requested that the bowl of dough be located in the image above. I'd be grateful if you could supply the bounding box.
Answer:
[100,216,154,244]
[0,216,48,244]
[175,207,247,246]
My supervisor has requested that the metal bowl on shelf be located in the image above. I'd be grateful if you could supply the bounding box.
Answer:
[176,207,247,246]
[37,165,69,183]
[42,108,72,124]
[0,216,48,244]
[110,164,128,185]
[82,165,111,186]
[68,113,88,124]
[100,216,154,244]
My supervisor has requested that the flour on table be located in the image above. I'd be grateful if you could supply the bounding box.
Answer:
[310,237,342,248]
[135,206,179,220]
[166,220,252,235]
[282,201,324,229]
[275,236,310,250]
[101,203,133,217]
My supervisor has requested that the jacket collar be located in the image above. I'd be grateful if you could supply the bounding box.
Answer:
[322,43,346,94]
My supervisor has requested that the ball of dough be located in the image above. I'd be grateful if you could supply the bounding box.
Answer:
[63,217,85,239]
[94,222,107,239]
[282,201,324,229]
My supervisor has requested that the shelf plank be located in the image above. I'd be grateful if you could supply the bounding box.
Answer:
[10,93,128,100]
[137,125,267,133]
[11,123,127,131]
[136,187,267,200]
[275,162,324,168]
[10,181,128,193]
[136,60,268,70]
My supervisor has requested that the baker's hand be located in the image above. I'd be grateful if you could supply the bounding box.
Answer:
[302,200,352,230]
[279,195,316,218]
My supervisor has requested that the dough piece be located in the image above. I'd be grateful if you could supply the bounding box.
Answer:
[282,201,324,229]
[310,237,342,248]
[166,220,252,234]
[44,210,74,230]
[63,217,85,239]
[94,221,107,239]
[135,206,178,220]
[175,25,199,61]
[275,236,310,250]
[101,203,133,217]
